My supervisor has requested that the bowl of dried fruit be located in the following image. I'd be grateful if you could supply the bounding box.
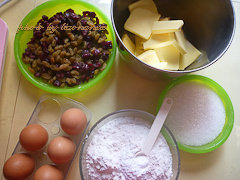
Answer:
[14,0,116,94]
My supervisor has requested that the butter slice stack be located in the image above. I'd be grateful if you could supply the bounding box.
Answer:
[122,0,202,71]
[155,41,180,70]
[152,20,184,34]
[128,0,158,13]
[135,36,146,56]
[124,8,160,40]
[179,40,202,70]
[143,33,172,50]
[122,34,135,55]
[138,50,167,69]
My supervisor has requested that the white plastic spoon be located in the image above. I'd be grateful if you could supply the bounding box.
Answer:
[137,97,173,157]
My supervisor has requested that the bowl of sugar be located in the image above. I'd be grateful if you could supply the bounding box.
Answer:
[157,75,234,154]
[79,109,180,179]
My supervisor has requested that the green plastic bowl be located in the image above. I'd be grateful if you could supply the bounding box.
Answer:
[157,75,234,154]
[14,0,116,94]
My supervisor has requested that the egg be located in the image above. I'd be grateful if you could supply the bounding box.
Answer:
[60,108,87,135]
[47,136,76,164]
[20,124,48,151]
[3,153,35,180]
[33,164,64,180]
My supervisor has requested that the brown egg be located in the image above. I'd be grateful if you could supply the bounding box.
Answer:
[3,153,35,180]
[60,108,87,135]
[20,124,48,151]
[33,164,63,180]
[47,136,76,164]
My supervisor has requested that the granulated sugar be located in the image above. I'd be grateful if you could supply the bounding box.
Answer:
[165,81,226,146]
[84,116,173,180]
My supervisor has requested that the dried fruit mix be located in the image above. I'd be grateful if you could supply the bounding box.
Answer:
[22,9,112,87]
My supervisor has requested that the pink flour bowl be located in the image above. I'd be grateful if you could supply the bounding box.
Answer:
[79,109,180,180]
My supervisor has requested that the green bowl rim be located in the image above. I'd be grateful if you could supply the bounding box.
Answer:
[14,0,117,94]
[157,75,234,154]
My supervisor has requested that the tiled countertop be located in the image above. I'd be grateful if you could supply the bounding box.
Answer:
[0,0,240,179]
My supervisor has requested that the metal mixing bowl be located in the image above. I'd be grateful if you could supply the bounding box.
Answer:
[111,0,235,79]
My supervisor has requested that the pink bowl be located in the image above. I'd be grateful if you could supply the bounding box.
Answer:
[0,18,8,90]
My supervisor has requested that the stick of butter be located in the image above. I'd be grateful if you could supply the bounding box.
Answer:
[155,42,180,70]
[152,20,184,34]
[179,40,201,70]
[137,50,167,69]
[128,0,158,14]
[124,8,160,40]
[122,34,135,54]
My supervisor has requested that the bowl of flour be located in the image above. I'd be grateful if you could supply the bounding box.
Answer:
[79,109,180,180]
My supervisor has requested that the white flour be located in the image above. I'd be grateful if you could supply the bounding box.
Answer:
[84,116,173,180]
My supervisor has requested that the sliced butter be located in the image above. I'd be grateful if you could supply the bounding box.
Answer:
[143,33,173,50]
[172,40,186,55]
[135,36,146,56]
[137,50,167,69]
[128,0,158,14]
[160,17,170,21]
[155,42,180,70]
[152,20,184,34]
[135,48,145,56]
[135,36,146,50]
[124,8,160,40]
[122,34,135,54]
[179,40,201,70]
[175,30,187,51]
[186,51,209,70]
